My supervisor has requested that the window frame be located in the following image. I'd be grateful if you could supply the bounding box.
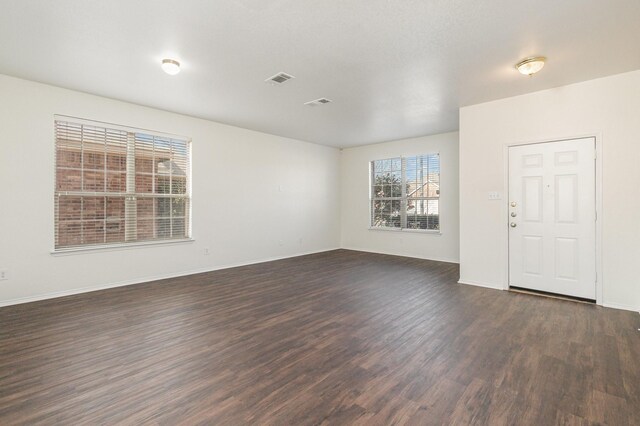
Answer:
[368,153,441,234]
[52,115,193,253]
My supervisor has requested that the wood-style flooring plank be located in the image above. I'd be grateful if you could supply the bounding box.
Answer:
[1,249,639,425]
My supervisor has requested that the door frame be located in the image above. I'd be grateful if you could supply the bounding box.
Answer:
[502,133,603,305]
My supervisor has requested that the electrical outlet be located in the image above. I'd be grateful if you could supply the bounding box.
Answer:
[0,270,8,281]
[203,247,210,256]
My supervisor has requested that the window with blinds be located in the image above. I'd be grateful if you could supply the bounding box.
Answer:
[370,154,440,231]
[54,118,191,250]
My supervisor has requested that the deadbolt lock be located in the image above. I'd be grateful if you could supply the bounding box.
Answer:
[511,212,517,217]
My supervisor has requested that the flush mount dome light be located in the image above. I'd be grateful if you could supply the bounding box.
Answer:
[161,59,181,75]
[515,56,546,76]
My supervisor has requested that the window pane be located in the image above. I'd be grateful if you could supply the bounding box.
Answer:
[372,157,400,175]
[137,218,155,240]
[406,200,439,230]
[57,148,81,168]
[58,196,82,221]
[390,200,401,216]
[390,180,402,197]
[390,200,402,228]
[172,139,189,156]
[106,172,126,192]
[370,154,440,231]
[371,200,385,226]
[56,169,81,191]
[391,158,401,171]
[105,128,127,171]
[171,198,186,217]
[57,221,82,247]
[82,197,105,220]
[106,197,125,220]
[371,200,401,229]
[106,153,126,171]
[153,136,172,169]
[135,133,155,172]
[172,177,187,195]
[156,218,171,238]
[82,171,105,192]
[156,197,171,218]
[137,198,154,218]
[105,220,125,243]
[136,173,154,193]
[373,171,402,198]
[135,155,154,173]
[82,150,105,171]
[156,176,171,194]
[405,154,440,200]
[381,185,390,198]
[55,120,190,249]
[428,174,440,198]
[426,199,439,215]
[82,220,105,244]
[172,218,187,238]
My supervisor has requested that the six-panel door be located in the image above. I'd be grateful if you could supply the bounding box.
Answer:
[508,138,596,300]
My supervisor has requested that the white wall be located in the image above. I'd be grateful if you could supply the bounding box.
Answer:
[459,70,640,311]
[340,132,460,263]
[0,74,341,306]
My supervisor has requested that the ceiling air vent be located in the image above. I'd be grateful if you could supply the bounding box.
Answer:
[265,72,295,84]
[304,98,332,107]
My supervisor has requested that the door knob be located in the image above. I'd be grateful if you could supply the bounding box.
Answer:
[510,202,517,207]
[510,222,517,228]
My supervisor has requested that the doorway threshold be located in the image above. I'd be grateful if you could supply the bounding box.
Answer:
[508,286,596,304]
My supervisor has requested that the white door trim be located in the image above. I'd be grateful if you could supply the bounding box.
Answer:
[502,133,603,305]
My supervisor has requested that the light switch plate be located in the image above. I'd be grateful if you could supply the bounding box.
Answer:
[488,191,502,200]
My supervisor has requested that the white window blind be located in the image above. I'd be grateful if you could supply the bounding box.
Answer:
[370,154,440,231]
[54,119,191,250]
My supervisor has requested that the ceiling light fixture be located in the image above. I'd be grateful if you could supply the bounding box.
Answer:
[161,58,181,75]
[515,56,546,76]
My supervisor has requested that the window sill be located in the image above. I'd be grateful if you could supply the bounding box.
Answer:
[51,238,195,256]
[368,227,441,235]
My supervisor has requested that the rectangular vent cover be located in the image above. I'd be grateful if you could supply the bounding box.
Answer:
[304,98,332,106]
[265,72,295,84]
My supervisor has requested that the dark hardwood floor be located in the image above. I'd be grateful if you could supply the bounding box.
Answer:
[1,249,638,425]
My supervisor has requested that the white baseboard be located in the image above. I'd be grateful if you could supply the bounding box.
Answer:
[602,301,640,313]
[0,247,340,307]
[341,246,460,264]
[457,279,505,291]
[4,248,637,314]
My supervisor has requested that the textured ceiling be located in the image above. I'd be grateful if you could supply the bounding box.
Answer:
[1,0,639,147]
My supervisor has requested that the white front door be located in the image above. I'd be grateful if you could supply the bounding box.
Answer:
[508,138,596,300]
